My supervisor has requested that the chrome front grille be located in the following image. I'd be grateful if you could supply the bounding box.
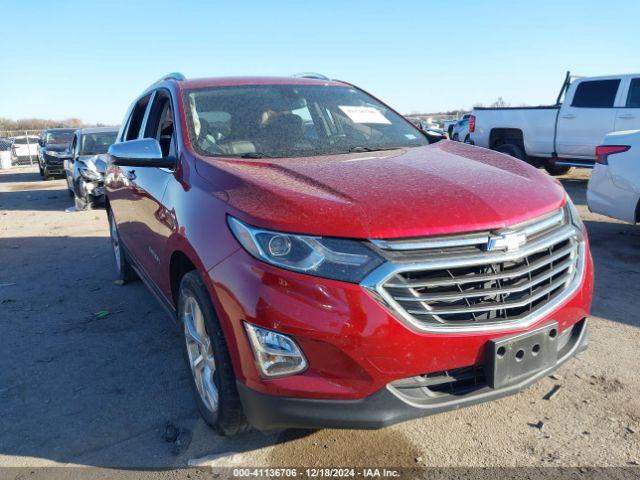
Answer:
[364,207,585,332]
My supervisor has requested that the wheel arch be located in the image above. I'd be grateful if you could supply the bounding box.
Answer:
[489,128,525,150]
[169,250,198,306]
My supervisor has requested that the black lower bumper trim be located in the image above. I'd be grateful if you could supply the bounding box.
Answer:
[238,319,588,431]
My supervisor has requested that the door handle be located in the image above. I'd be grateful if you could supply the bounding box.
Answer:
[561,114,576,119]
[126,170,137,181]
[618,114,635,119]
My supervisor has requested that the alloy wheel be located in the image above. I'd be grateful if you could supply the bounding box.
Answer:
[183,295,219,414]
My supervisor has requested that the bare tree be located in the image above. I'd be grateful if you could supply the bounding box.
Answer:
[490,97,510,108]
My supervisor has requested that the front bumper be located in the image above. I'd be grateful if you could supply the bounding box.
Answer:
[42,156,66,173]
[238,319,588,431]
[210,243,592,385]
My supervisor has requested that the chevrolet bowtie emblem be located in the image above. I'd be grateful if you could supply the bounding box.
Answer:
[486,231,527,252]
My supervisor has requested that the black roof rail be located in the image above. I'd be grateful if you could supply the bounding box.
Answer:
[292,72,330,81]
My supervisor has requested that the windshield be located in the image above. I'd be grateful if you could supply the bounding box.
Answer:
[184,84,428,158]
[80,132,117,155]
[45,131,74,144]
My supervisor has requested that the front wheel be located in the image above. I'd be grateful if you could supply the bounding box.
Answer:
[179,271,249,436]
[38,163,44,177]
[74,193,89,211]
[544,164,573,176]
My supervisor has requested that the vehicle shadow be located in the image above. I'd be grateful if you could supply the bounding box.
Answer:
[0,235,312,468]
[0,170,47,184]
[583,218,640,329]
[561,174,640,329]
[561,177,588,206]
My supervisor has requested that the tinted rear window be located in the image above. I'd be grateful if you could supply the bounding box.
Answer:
[571,80,620,108]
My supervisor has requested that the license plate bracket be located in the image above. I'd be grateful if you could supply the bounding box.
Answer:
[486,322,559,389]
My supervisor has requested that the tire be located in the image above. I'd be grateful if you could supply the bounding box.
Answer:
[464,134,471,144]
[74,193,89,211]
[544,164,573,176]
[108,209,136,283]
[38,163,44,177]
[178,271,249,436]
[42,166,51,180]
[66,177,75,197]
[494,143,527,161]
[452,133,459,142]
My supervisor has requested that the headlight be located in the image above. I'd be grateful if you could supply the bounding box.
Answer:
[565,193,585,232]
[227,216,384,283]
[79,168,101,181]
[46,150,60,157]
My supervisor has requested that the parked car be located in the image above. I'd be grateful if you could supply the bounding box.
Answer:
[415,121,447,142]
[587,130,640,223]
[38,128,75,178]
[64,127,119,210]
[11,136,40,165]
[443,119,459,138]
[106,73,593,435]
[0,138,12,169]
[470,72,640,175]
[451,116,471,143]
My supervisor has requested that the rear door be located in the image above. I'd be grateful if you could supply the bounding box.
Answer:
[108,93,153,256]
[556,78,623,159]
[614,77,640,132]
[122,90,175,282]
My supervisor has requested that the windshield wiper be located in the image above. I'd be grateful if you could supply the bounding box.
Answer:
[240,152,271,159]
[347,146,402,153]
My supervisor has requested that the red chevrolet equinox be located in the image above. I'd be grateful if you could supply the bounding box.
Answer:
[105,73,593,435]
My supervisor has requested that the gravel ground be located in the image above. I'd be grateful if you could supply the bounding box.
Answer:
[0,167,638,474]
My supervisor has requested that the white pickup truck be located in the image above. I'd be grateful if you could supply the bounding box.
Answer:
[470,72,640,175]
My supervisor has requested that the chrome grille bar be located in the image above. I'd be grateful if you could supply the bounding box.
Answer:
[406,272,572,315]
[361,205,585,333]
[394,257,574,302]
[384,242,575,288]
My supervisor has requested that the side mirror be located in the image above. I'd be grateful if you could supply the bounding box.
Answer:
[108,139,176,168]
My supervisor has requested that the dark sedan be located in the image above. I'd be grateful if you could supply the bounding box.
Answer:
[38,128,76,178]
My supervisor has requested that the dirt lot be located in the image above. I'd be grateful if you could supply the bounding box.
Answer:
[0,167,639,472]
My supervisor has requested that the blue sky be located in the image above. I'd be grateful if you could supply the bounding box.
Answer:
[2,0,639,124]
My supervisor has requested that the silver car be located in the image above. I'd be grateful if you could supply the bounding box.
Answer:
[63,127,119,210]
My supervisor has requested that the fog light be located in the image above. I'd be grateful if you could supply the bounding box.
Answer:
[244,323,307,378]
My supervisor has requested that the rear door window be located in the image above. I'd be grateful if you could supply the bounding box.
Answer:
[124,94,152,140]
[571,80,620,108]
[626,78,640,108]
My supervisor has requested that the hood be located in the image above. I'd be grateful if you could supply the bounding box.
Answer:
[43,143,70,152]
[78,154,108,174]
[194,141,566,239]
